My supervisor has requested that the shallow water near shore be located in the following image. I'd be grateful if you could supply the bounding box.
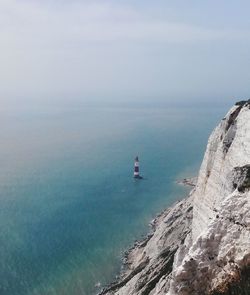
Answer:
[0,104,226,295]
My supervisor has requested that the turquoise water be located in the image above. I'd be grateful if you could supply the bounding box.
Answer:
[0,105,225,295]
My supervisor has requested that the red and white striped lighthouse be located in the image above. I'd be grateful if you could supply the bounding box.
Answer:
[134,156,141,178]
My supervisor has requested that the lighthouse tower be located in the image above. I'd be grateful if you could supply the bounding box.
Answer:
[134,156,141,178]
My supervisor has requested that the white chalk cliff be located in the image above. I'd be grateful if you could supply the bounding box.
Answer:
[100,101,250,295]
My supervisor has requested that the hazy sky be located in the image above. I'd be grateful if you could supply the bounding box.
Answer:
[1,0,250,107]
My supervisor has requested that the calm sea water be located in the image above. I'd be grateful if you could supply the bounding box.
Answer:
[0,105,225,295]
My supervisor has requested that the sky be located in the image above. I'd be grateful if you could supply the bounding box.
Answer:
[1,0,250,107]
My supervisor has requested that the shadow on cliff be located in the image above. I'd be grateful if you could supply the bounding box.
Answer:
[210,265,250,295]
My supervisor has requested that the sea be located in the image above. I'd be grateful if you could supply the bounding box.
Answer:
[0,104,227,295]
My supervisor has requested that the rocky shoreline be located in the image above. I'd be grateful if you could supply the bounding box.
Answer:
[96,176,195,294]
[176,177,197,187]
[98,181,194,295]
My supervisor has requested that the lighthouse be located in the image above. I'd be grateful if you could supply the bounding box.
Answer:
[134,156,142,179]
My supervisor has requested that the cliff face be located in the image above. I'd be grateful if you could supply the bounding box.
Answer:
[100,101,250,295]
[170,101,250,295]
[191,102,250,240]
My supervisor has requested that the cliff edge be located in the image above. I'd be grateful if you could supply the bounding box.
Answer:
[100,101,250,295]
